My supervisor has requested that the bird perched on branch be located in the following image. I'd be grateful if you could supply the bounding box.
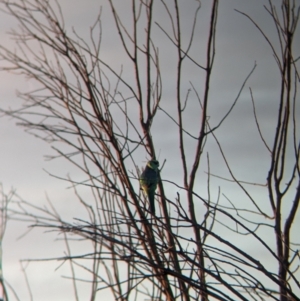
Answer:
[140,159,160,214]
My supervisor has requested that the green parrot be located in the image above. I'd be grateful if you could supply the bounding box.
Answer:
[140,159,160,214]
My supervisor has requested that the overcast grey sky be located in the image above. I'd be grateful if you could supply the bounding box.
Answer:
[0,0,299,300]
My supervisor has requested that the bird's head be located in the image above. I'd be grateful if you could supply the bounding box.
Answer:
[147,159,159,170]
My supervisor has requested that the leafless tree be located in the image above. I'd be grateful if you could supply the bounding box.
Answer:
[0,0,299,301]
[0,184,10,301]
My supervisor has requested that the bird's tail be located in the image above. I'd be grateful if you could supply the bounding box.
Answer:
[148,192,155,214]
